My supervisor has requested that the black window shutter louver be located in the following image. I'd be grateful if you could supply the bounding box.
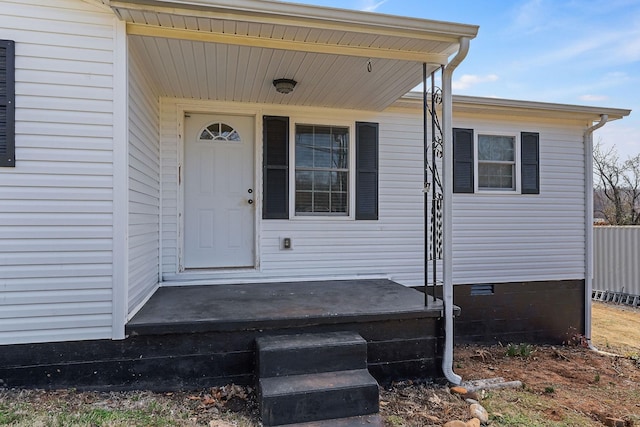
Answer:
[355,122,379,220]
[263,116,289,219]
[521,132,540,194]
[0,40,15,167]
[453,128,474,193]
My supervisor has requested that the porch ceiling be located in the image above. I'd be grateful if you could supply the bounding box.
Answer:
[107,0,478,111]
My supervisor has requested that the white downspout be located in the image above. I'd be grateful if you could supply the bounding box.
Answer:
[584,114,607,350]
[441,37,470,385]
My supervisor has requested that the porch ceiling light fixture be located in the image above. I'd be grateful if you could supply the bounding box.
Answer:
[273,78,297,94]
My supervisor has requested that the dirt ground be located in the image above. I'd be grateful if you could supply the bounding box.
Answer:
[380,301,640,426]
[1,301,639,426]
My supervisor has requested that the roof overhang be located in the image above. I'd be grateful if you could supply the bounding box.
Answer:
[101,0,478,110]
[396,93,632,123]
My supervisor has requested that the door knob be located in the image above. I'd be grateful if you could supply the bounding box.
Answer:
[248,199,253,204]
[248,189,253,194]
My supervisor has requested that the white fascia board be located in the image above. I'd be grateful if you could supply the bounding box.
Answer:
[107,0,479,42]
[396,92,632,122]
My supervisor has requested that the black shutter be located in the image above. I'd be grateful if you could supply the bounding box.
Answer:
[521,132,540,194]
[453,128,474,193]
[262,116,289,219]
[355,122,378,220]
[0,40,15,167]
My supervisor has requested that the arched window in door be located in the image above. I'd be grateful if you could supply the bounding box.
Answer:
[198,122,241,142]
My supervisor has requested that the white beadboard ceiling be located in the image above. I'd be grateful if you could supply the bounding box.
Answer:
[110,0,479,111]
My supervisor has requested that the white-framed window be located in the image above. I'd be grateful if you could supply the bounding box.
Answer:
[453,128,539,195]
[477,133,518,191]
[294,124,350,215]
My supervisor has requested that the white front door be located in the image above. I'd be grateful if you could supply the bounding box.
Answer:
[184,113,255,268]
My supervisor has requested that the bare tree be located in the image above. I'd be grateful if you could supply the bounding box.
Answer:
[593,142,640,225]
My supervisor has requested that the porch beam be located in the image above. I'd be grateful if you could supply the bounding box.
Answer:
[126,23,451,64]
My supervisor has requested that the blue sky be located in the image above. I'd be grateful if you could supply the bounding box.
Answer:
[288,0,640,159]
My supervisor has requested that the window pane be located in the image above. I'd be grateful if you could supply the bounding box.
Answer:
[479,162,514,189]
[295,124,349,215]
[200,129,213,140]
[331,172,348,192]
[331,192,348,213]
[478,135,514,161]
[313,134,331,168]
[295,191,312,212]
[220,123,233,138]
[296,171,313,191]
[332,128,349,168]
[314,171,330,191]
[296,127,314,167]
[313,192,330,212]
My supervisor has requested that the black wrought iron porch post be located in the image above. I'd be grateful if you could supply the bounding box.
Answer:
[422,63,430,306]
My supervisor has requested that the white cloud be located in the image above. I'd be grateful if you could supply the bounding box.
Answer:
[511,0,550,34]
[579,94,609,102]
[359,0,387,12]
[452,74,499,91]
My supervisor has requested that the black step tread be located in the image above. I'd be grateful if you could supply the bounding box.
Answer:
[256,331,365,352]
[259,369,379,425]
[260,369,377,396]
[278,414,383,427]
[257,332,368,377]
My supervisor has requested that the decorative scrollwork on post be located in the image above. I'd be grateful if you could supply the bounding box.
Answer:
[426,77,444,262]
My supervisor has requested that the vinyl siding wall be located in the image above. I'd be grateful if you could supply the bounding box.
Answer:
[452,114,586,284]
[159,100,587,287]
[0,0,118,344]
[160,100,425,285]
[128,40,160,315]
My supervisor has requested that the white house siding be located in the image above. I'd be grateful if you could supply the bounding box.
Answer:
[128,41,160,315]
[0,0,117,345]
[258,112,425,284]
[160,101,587,288]
[452,114,586,284]
[160,100,426,285]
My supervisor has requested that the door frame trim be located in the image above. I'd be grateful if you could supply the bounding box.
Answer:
[176,103,262,272]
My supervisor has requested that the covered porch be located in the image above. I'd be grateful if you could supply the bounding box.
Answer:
[111,0,478,393]
[115,0,478,333]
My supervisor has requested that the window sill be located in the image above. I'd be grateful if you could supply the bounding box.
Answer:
[291,214,354,221]
[474,189,521,195]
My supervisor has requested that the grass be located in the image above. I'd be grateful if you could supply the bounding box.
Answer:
[0,388,260,427]
[0,391,196,427]
[482,389,599,427]
[505,342,534,358]
[591,301,640,356]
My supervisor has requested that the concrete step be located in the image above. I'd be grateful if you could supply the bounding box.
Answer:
[259,369,379,426]
[256,331,367,377]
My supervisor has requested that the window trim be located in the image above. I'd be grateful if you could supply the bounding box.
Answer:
[289,118,356,220]
[474,131,522,194]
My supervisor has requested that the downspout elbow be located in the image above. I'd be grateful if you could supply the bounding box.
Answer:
[584,114,608,352]
[441,37,471,386]
[444,38,470,76]
[586,114,608,135]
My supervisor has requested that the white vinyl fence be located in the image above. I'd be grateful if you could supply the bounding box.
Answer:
[593,226,640,297]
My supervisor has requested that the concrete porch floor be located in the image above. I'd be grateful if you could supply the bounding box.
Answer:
[127,279,445,336]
